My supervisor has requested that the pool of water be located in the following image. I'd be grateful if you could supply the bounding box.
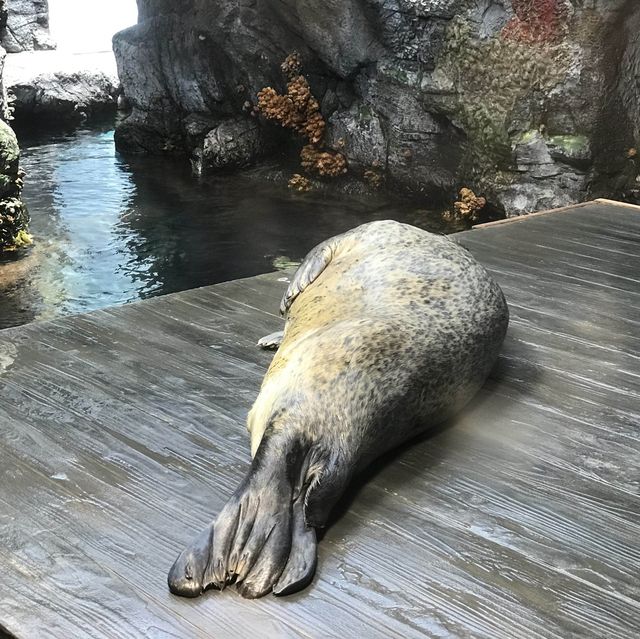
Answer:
[0,121,457,330]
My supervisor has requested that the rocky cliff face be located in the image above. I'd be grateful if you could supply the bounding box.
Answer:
[0,117,29,252]
[113,1,640,215]
[0,5,30,253]
[0,53,29,252]
[1,0,54,52]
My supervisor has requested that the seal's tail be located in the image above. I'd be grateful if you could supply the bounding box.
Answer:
[168,429,350,599]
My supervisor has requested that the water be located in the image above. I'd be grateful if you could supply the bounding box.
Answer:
[0,121,457,330]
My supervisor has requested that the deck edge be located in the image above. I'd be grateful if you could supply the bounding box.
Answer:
[471,201,593,229]
[593,198,640,211]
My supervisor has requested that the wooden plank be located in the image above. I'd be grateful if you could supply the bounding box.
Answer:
[1,201,639,638]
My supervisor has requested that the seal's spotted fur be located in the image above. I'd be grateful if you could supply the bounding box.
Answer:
[169,220,509,599]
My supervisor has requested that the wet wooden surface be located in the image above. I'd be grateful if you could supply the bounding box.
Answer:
[1,200,639,638]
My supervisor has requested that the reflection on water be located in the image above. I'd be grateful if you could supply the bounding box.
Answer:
[0,121,457,330]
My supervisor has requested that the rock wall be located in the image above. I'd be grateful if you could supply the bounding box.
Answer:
[0,12,29,253]
[114,0,640,214]
[0,117,29,252]
[1,0,55,52]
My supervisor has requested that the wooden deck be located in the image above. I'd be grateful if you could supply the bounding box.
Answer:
[1,200,639,638]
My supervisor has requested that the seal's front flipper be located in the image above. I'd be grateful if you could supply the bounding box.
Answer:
[273,494,317,596]
[168,523,214,598]
[280,240,334,314]
[257,330,284,350]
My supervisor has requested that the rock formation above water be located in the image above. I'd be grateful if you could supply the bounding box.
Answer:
[4,50,119,125]
[113,1,640,215]
[0,25,29,253]
[0,116,29,252]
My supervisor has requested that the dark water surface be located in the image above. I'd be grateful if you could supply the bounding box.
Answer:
[0,122,456,330]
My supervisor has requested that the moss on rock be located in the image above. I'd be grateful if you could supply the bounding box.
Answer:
[546,134,591,165]
[437,15,573,191]
[0,119,30,252]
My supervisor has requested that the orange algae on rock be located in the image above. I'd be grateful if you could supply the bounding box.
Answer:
[443,187,487,224]
[288,173,312,192]
[257,53,346,180]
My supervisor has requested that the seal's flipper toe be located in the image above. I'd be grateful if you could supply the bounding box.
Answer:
[235,508,293,598]
[273,496,317,596]
[167,523,214,598]
[203,485,254,589]
[232,479,293,597]
[226,493,260,577]
[257,330,284,350]
[281,241,334,314]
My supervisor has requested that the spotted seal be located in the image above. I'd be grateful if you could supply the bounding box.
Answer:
[168,220,509,599]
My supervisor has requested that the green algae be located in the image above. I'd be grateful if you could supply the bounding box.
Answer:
[0,120,30,252]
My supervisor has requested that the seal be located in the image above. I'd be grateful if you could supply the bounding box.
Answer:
[168,220,509,599]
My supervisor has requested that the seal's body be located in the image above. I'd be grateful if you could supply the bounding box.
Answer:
[169,220,509,600]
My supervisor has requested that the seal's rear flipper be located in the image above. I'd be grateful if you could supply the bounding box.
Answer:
[168,432,323,599]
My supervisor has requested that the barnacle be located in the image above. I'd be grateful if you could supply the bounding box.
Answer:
[257,54,347,179]
[300,145,347,178]
[363,168,383,189]
[281,52,303,79]
[451,187,487,223]
[288,173,312,192]
[257,76,324,143]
